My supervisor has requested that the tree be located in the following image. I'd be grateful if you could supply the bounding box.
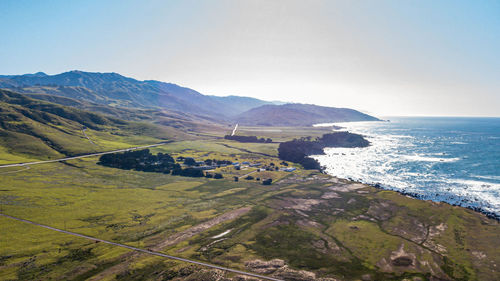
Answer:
[262,179,272,185]
[98,149,176,173]
[184,158,196,166]
[224,135,273,143]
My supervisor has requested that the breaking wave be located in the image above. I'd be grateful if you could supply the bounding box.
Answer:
[314,117,500,219]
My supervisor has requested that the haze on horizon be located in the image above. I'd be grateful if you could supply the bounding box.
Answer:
[1,0,499,117]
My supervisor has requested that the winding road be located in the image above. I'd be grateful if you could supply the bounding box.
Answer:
[82,128,96,146]
[0,213,283,281]
[0,142,171,169]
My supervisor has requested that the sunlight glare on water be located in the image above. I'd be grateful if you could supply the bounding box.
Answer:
[313,117,500,218]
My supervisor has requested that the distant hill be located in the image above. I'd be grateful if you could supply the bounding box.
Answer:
[0,70,380,124]
[235,103,380,126]
[208,95,274,116]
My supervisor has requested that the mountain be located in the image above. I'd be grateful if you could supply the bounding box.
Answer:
[11,85,111,105]
[235,103,380,126]
[0,71,261,118]
[0,70,380,123]
[15,85,220,124]
[0,71,201,112]
[0,72,47,78]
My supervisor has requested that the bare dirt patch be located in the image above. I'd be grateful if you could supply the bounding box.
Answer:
[156,206,252,249]
[296,219,323,229]
[245,259,340,281]
[327,183,366,193]
[422,223,448,254]
[321,191,341,199]
[390,244,416,268]
[245,259,285,274]
[88,207,252,280]
[366,201,398,221]
[274,198,325,211]
[385,216,428,244]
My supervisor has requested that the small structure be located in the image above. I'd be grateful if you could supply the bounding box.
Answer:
[194,165,216,170]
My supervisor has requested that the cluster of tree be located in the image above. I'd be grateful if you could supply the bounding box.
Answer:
[278,132,369,170]
[183,157,197,166]
[98,149,227,179]
[224,135,272,143]
[202,159,233,166]
[98,149,178,173]
[205,173,223,179]
[171,167,204,177]
[277,138,323,170]
[179,157,233,167]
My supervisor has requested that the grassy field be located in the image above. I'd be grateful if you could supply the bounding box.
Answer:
[1,126,500,281]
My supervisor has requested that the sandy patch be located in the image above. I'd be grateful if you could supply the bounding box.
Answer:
[321,191,341,199]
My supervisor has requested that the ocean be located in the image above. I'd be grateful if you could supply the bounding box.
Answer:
[314,117,500,219]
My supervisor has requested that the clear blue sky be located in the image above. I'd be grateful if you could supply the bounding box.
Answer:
[1,0,499,116]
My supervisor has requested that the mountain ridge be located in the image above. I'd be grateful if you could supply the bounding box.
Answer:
[0,70,380,125]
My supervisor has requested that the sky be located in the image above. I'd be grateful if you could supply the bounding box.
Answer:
[1,0,499,117]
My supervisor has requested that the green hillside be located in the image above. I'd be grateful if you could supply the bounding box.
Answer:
[0,89,174,164]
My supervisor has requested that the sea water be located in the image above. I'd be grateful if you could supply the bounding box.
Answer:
[314,117,500,218]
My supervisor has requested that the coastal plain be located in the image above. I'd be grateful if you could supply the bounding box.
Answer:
[1,126,499,281]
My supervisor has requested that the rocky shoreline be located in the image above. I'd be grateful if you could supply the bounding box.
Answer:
[324,173,500,221]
